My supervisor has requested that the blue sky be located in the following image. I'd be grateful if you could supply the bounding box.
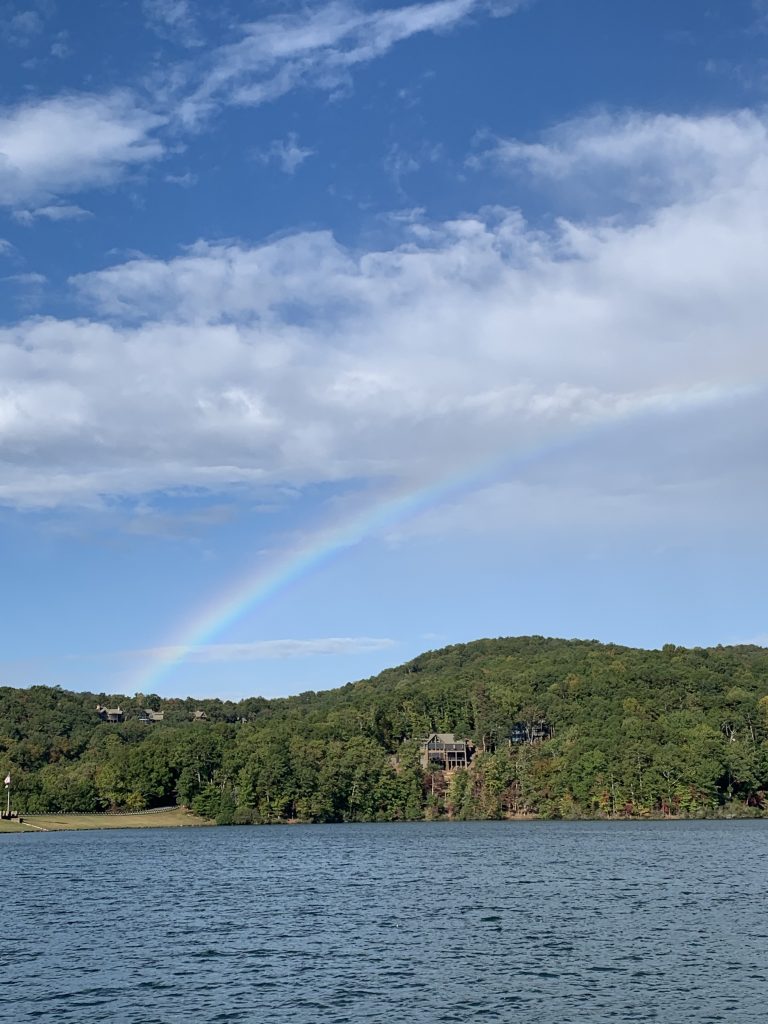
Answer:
[2,0,768,699]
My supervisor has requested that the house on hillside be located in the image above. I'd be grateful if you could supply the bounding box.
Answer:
[420,733,474,771]
[192,709,208,721]
[96,704,125,724]
[137,709,164,723]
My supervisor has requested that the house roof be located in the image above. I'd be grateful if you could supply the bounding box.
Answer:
[422,732,464,745]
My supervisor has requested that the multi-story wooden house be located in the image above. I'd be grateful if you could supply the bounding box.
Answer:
[420,733,473,771]
[137,709,164,723]
[96,704,125,724]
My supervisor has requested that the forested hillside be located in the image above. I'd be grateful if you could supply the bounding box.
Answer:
[4,636,768,823]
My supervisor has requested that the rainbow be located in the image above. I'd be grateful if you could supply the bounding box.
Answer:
[132,427,582,693]
[133,383,726,693]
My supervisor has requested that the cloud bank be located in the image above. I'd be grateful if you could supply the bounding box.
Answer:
[1,111,766,530]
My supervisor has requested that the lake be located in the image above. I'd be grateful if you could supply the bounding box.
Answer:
[3,820,767,1023]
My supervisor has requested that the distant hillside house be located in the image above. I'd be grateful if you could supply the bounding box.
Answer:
[420,733,473,771]
[96,704,125,724]
[138,709,164,723]
[193,709,208,721]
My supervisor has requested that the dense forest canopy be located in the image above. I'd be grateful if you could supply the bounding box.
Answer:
[4,636,768,823]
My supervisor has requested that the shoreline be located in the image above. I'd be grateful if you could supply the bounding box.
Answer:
[3,810,766,833]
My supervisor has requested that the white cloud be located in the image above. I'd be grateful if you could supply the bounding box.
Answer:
[3,271,46,285]
[0,92,165,207]
[753,0,768,31]
[121,501,234,539]
[177,0,483,124]
[165,171,197,187]
[140,636,396,661]
[50,32,71,59]
[3,8,45,46]
[1,109,767,523]
[13,203,92,224]
[256,133,314,174]
[476,109,768,211]
[385,141,444,188]
[63,636,395,663]
[11,10,43,34]
[143,0,202,47]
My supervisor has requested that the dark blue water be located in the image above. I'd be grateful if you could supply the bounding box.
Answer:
[3,821,767,1023]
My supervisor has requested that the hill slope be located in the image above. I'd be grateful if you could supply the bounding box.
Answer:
[3,636,768,822]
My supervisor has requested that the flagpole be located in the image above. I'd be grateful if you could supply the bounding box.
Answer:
[4,773,9,818]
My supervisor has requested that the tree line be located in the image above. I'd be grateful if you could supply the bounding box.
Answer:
[3,636,768,823]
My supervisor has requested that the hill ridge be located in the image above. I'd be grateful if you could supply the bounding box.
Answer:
[3,635,768,822]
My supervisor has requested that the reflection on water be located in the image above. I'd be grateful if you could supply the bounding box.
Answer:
[5,820,767,1023]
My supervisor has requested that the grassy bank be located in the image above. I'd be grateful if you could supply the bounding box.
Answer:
[0,808,212,833]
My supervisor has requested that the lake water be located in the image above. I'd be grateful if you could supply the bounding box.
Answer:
[3,820,767,1023]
